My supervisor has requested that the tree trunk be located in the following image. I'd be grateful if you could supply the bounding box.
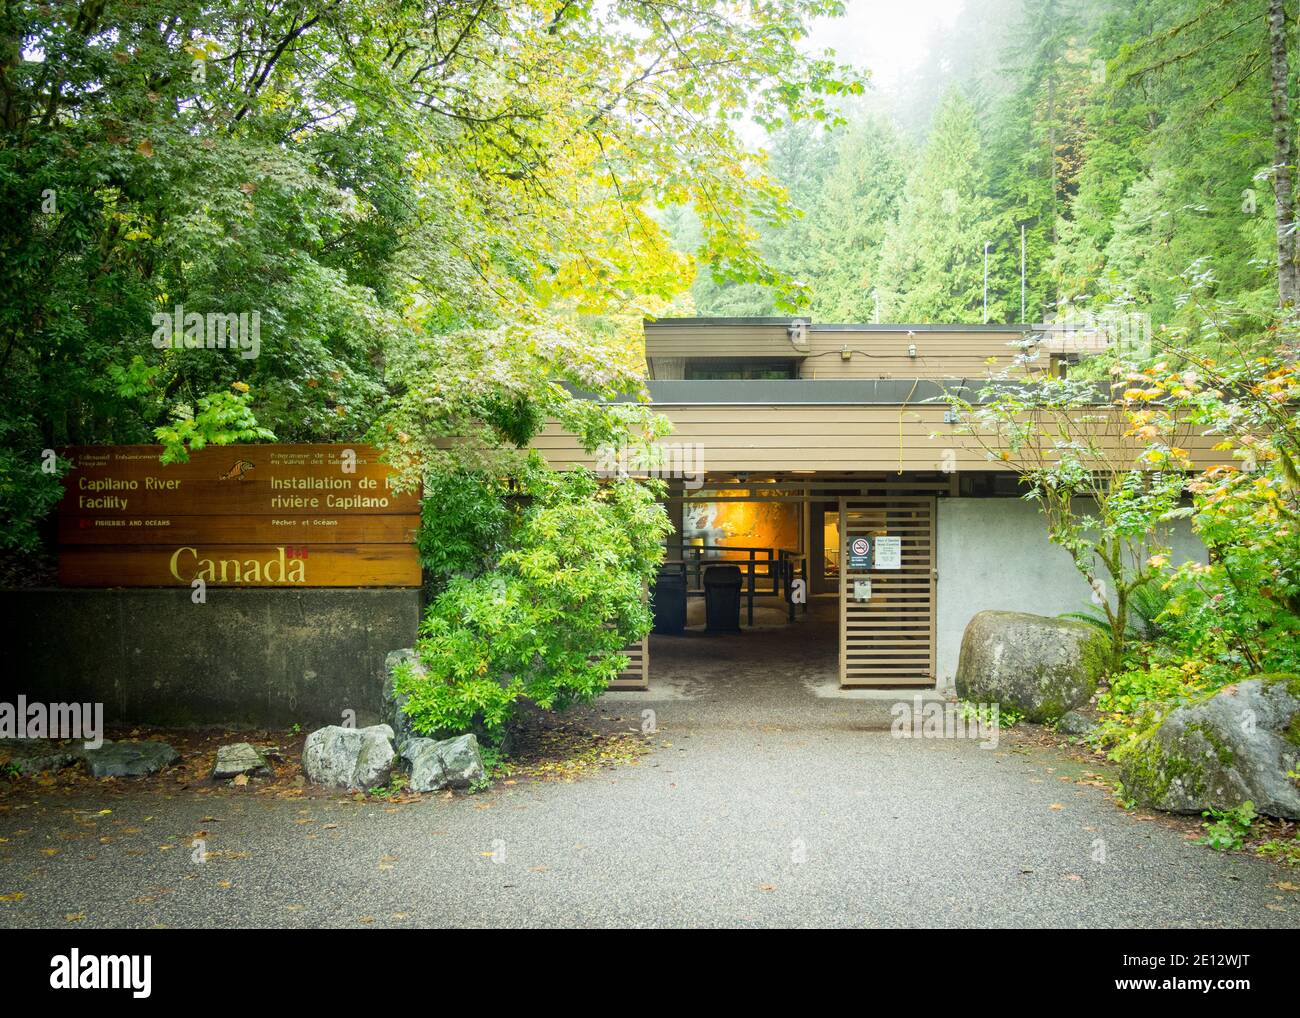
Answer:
[1047,71,1058,247]
[1267,0,1298,308]
[1111,588,1129,672]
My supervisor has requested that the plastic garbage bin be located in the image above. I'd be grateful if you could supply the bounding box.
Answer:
[651,566,687,634]
[703,564,743,633]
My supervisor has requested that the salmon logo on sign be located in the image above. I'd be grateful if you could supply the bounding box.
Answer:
[219,459,255,481]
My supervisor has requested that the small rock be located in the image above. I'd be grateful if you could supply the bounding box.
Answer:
[302,724,395,790]
[401,734,485,792]
[1056,710,1094,736]
[383,649,422,746]
[0,739,85,775]
[83,740,179,778]
[212,742,272,780]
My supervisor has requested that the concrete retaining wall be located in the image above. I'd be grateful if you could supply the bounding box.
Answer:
[934,498,1207,691]
[0,588,422,727]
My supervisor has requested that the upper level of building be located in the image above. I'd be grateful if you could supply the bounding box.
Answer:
[532,316,1216,476]
[644,317,1105,381]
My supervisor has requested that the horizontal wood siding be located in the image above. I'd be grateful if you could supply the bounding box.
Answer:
[534,404,1225,474]
[644,323,798,359]
[796,330,1038,380]
[644,324,1044,379]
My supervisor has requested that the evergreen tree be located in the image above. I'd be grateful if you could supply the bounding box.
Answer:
[877,91,997,323]
[805,117,909,322]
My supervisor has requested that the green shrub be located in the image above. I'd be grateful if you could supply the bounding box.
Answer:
[396,457,669,743]
[416,470,509,580]
[1093,661,1214,751]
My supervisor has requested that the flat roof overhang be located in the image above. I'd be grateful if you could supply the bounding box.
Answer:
[643,317,1044,332]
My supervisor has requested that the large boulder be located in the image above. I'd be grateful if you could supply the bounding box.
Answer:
[302,724,395,790]
[83,740,179,778]
[955,610,1107,722]
[1120,676,1300,819]
[401,734,485,792]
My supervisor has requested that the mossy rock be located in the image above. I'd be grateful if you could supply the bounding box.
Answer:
[953,611,1108,723]
[1119,677,1300,819]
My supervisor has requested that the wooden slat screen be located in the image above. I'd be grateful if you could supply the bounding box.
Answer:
[839,496,936,687]
[609,636,649,690]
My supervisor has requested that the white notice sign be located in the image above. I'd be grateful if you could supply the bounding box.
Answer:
[874,536,902,570]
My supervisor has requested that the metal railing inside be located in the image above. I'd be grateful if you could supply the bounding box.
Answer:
[661,545,808,627]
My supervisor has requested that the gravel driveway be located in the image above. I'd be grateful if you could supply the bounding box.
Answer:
[0,615,1296,928]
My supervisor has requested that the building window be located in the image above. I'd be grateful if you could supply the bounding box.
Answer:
[684,358,798,380]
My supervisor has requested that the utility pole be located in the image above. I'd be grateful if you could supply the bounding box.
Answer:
[983,241,991,323]
[1020,224,1026,322]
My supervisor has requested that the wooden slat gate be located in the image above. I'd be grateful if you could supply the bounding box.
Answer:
[608,636,648,690]
[839,496,936,687]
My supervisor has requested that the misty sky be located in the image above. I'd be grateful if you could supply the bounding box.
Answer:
[805,0,967,90]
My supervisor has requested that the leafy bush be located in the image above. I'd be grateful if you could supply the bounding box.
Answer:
[152,386,276,465]
[1156,343,1300,677]
[1062,580,1177,649]
[0,431,65,553]
[1092,660,1216,751]
[396,456,670,743]
[416,471,509,581]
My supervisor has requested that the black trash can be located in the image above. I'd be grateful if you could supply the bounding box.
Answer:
[703,564,743,633]
[651,566,687,634]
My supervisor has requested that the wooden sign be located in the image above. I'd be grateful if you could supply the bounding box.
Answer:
[57,445,421,587]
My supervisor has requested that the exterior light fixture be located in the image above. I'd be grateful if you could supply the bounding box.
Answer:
[840,345,852,361]
[907,343,917,358]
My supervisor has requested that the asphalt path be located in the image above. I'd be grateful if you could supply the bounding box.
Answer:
[0,613,1295,928]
